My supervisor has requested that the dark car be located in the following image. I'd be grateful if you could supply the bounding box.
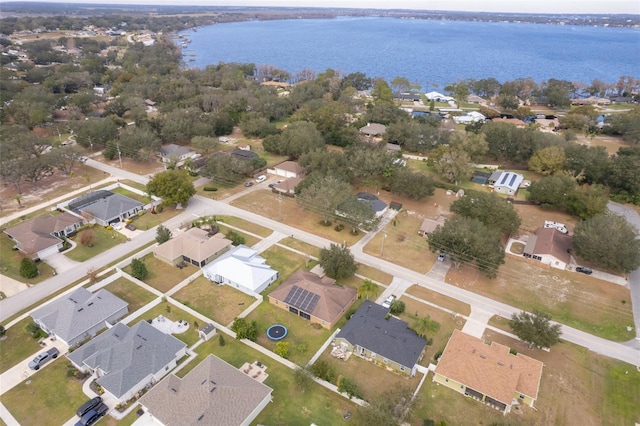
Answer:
[244,181,254,187]
[576,266,593,275]
[77,396,103,418]
[28,347,59,370]
[76,402,108,426]
[125,224,136,231]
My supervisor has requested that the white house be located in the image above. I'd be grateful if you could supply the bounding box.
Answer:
[425,91,455,103]
[523,227,573,270]
[157,144,197,164]
[490,171,524,196]
[202,245,279,296]
[453,111,485,124]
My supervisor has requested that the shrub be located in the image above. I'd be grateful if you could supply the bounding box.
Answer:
[203,185,218,192]
[226,230,245,246]
[310,360,336,382]
[79,229,97,247]
[230,317,258,341]
[275,341,290,359]
[155,204,164,213]
[334,223,344,232]
[337,375,361,399]
[218,333,225,346]
[130,258,148,280]
[26,321,45,339]
[389,300,406,315]
[20,258,38,278]
[0,325,5,337]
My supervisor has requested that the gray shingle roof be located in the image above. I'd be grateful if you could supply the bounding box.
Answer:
[140,355,272,426]
[67,321,186,400]
[79,193,143,222]
[336,301,426,369]
[158,144,193,158]
[31,288,128,344]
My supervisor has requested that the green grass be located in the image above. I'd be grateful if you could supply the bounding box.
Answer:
[65,225,128,262]
[127,302,202,347]
[278,237,322,258]
[259,246,308,296]
[109,187,151,204]
[216,224,260,247]
[216,215,272,238]
[0,317,43,374]
[245,301,332,366]
[0,358,87,426]
[604,363,640,422]
[122,253,197,293]
[0,233,56,284]
[127,207,182,230]
[102,276,157,313]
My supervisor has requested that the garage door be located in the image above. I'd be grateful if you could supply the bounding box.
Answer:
[38,245,60,259]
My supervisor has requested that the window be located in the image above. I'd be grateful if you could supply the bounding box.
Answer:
[400,366,405,372]
[383,358,388,364]
[445,378,449,383]
[371,353,376,359]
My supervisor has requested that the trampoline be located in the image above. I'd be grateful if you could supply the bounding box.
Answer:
[266,324,288,341]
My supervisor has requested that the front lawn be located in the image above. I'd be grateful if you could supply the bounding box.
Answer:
[122,253,196,293]
[216,215,272,238]
[127,302,202,347]
[278,236,322,258]
[65,225,127,262]
[244,301,332,366]
[127,207,182,230]
[216,224,260,247]
[172,276,256,326]
[0,358,86,426]
[0,233,55,284]
[102,276,157,313]
[109,186,151,204]
[0,317,43,374]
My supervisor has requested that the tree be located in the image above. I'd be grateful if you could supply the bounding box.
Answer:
[218,333,225,346]
[528,146,566,175]
[226,230,245,246]
[336,196,376,233]
[147,169,196,207]
[297,175,351,225]
[337,376,362,399]
[372,78,393,103]
[606,147,640,204]
[527,174,576,209]
[79,229,97,247]
[509,310,562,349]
[191,136,219,155]
[130,258,148,280]
[357,279,379,300]
[49,146,86,176]
[293,366,314,392]
[230,317,258,341]
[450,191,521,237]
[389,168,435,200]
[262,121,325,159]
[201,154,253,184]
[411,315,440,338]
[310,360,336,382]
[20,258,38,279]
[565,184,609,219]
[539,79,573,108]
[573,213,640,273]
[433,146,472,184]
[319,243,357,280]
[389,300,406,315]
[275,341,290,359]
[428,216,505,278]
[155,225,172,244]
[563,144,610,184]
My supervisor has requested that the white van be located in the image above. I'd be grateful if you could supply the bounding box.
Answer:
[544,220,568,234]
[256,175,267,183]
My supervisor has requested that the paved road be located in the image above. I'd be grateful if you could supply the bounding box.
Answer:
[608,201,640,345]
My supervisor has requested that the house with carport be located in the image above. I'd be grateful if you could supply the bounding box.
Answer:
[3,211,83,259]
[433,330,543,414]
[31,287,128,347]
[153,227,232,267]
[522,227,572,270]
[202,245,279,296]
[269,269,357,329]
[67,320,187,404]
[334,301,426,376]
[139,354,272,426]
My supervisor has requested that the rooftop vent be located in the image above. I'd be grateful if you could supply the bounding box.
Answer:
[480,355,487,359]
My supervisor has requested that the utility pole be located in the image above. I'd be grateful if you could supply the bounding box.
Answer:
[278,191,282,221]
[381,231,387,256]
[117,143,123,169]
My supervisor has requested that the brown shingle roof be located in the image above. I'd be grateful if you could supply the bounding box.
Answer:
[532,227,572,264]
[419,216,446,234]
[154,228,232,264]
[274,177,302,194]
[269,269,357,324]
[3,212,82,254]
[435,330,543,404]
[140,355,272,426]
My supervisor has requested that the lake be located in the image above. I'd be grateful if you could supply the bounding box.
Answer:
[179,17,640,87]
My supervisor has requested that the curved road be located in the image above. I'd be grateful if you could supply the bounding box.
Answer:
[1,162,638,367]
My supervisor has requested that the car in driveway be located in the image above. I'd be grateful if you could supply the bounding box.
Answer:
[576,266,593,275]
[28,347,59,370]
[382,295,396,309]
[111,223,122,230]
[77,396,103,418]
[268,182,277,188]
[125,224,136,231]
[437,252,446,262]
[76,402,108,426]
[256,175,267,183]
[244,181,254,187]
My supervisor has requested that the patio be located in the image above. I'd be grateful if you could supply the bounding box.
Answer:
[240,361,269,383]
[149,315,189,335]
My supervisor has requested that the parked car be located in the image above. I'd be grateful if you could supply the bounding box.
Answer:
[268,183,277,188]
[76,402,108,426]
[576,266,593,275]
[125,224,136,231]
[437,252,446,262]
[111,223,122,230]
[28,347,59,370]
[382,295,396,309]
[256,175,267,183]
[77,397,103,418]
[244,181,254,187]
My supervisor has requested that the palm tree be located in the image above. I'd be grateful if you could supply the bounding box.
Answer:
[357,279,379,300]
[411,315,440,338]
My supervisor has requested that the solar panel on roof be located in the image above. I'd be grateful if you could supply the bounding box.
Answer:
[508,174,517,187]
[499,173,509,185]
[283,285,320,314]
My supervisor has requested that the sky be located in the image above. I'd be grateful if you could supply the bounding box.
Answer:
[10,0,640,14]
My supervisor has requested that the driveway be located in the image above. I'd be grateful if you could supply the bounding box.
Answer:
[43,252,80,274]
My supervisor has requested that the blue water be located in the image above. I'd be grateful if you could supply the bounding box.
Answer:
[180,17,640,86]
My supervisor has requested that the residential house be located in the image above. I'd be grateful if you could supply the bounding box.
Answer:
[153,228,232,267]
[393,92,422,102]
[31,288,128,347]
[70,190,145,226]
[268,161,305,178]
[419,216,446,237]
[202,245,279,296]
[425,91,455,103]
[522,227,572,270]
[488,171,524,196]
[433,330,543,414]
[231,148,259,160]
[386,143,401,153]
[356,192,388,218]
[269,269,358,329]
[466,94,485,104]
[157,144,196,164]
[334,301,426,376]
[359,122,387,137]
[3,212,83,259]
[67,321,187,404]
[453,111,486,125]
[139,355,273,426]
[272,177,302,196]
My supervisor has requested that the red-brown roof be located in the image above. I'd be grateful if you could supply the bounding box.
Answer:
[532,227,572,264]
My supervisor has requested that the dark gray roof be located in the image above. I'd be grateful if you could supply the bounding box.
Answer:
[67,321,186,400]
[31,288,128,344]
[368,199,388,213]
[336,301,426,369]
[79,193,143,222]
[158,144,193,157]
[356,192,378,201]
[231,149,258,159]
